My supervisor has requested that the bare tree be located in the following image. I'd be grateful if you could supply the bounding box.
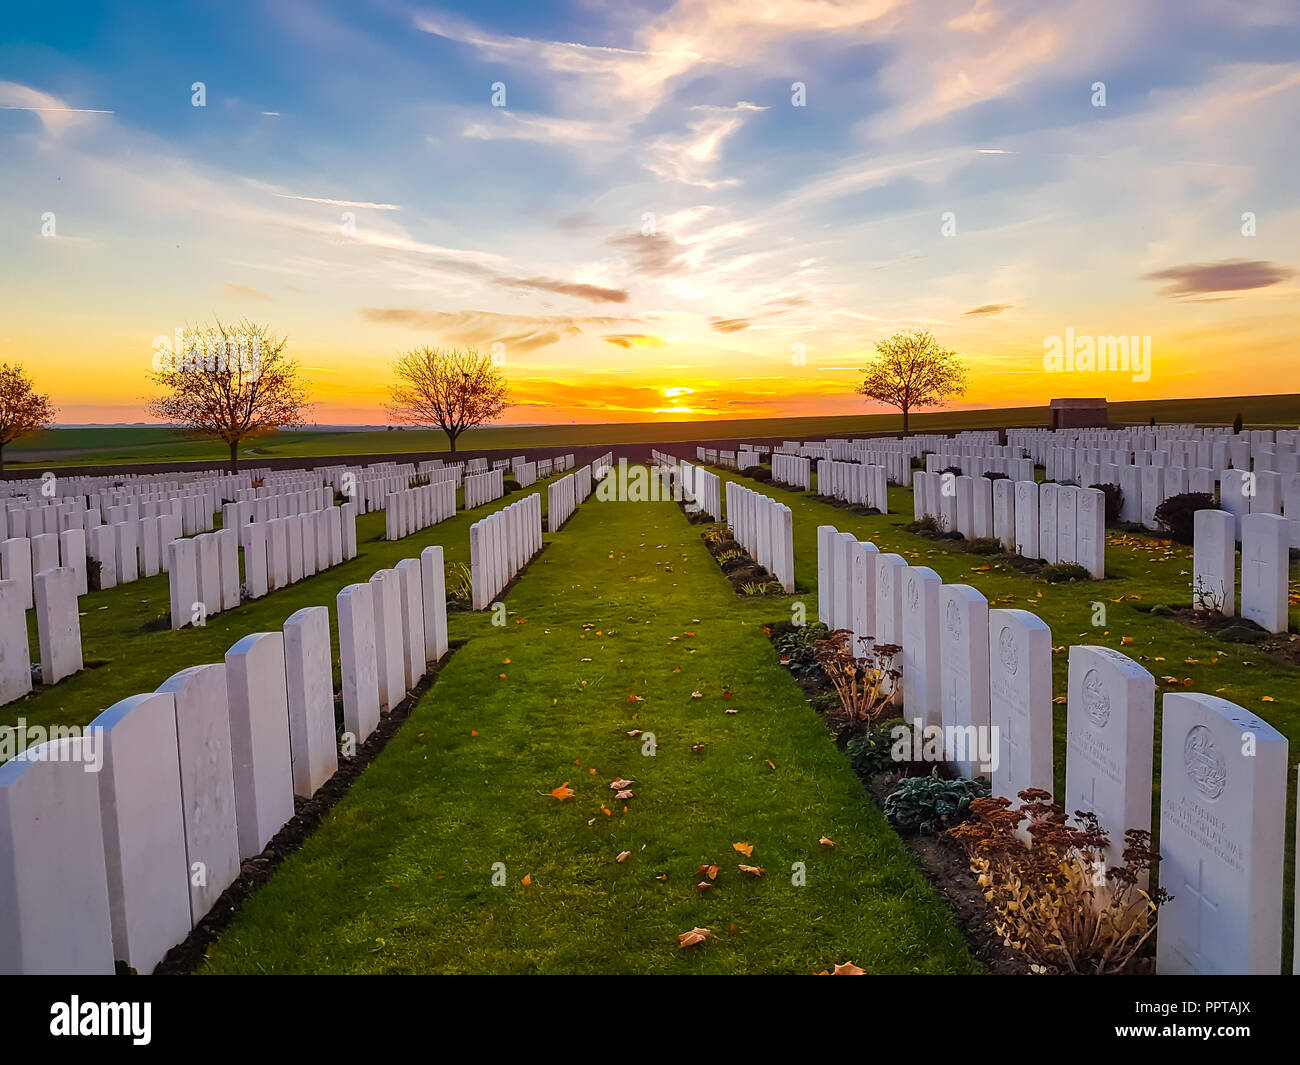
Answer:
[857,328,967,435]
[386,346,509,454]
[0,363,58,473]
[148,319,309,472]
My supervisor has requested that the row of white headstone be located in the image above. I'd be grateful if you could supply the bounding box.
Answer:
[514,461,537,487]
[816,459,889,512]
[679,461,722,520]
[772,453,811,491]
[464,469,505,510]
[1,527,88,609]
[912,472,1106,577]
[0,545,451,975]
[548,465,599,531]
[724,483,794,592]
[384,481,456,541]
[816,523,1292,973]
[469,494,543,610]
[169,504,359,628]
[0,565,84,704]
[1192,508,1290,632]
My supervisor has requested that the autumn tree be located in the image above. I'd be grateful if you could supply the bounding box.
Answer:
[857,328,967,436]
[0,363,57,473]
[148,319,309,472]
[386,346,509,454]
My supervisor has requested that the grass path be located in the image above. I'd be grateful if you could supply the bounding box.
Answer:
[200,480,977,974]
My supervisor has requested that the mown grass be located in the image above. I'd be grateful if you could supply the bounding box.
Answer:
[11,392,1299,468]
[710,463,1300,969]
[200,471,978,974]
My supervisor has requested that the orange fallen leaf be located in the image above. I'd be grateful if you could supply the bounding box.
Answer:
[521,874,531,885]
[551,782,574,801]
[733,842,754,857]
[609,778,633,789]
[601,805,611,816]
[739,864,765,877]
[819,837,835,848]
[1120,636,1133,645]
[678,927,710,948]
[831,961,865,975]
[700,863,720,880]
[616,851,631,863]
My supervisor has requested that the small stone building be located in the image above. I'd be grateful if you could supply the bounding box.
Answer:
[1049,398,1107,429]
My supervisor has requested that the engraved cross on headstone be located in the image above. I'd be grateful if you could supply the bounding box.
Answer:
[1173,858,1219,972]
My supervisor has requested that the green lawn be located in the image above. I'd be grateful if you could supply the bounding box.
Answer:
[9,392,1299,469]
[199,470,978,974]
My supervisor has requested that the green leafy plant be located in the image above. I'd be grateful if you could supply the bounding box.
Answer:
[883,770,988,833]
[846,717,906,778]
[966,537,1002,555]
[1154,491,1214,545]
[1041,562,1091,583]
[1087,482,1123,523]
[444,561,474,605]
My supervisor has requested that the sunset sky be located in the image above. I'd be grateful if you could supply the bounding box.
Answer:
[1,0,1297,426]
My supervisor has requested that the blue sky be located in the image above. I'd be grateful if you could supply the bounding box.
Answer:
[2,0,1298,423]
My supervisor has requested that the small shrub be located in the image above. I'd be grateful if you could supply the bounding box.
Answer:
[702,524,732,545]
[1233,412,1243,434]
[1087,482,1123,524]
[1153,491,1214,545]
[906,515,940,535]
[883,770,988,833]
[941,465,963,476]
[983,471,1009,483]
[748,466,772,483]
[845,717,906,778]
[966,537,1002,555]
[1218,622,1266,644]
[811,629,901,740]
[773,621,830,677]
[948,789,1167,974]
[444,561,473,605]
[1042,562,1091,583]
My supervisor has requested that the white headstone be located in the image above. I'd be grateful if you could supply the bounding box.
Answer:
[155,664,240,925]
[1064,645,1154,872]
[91,691,191,972]
[420,545,449,662]
[337,582,381,745]
[1240,512,1288,633]
[901,565,942,729]
[370,570,407,712]
[987,608,1054,805]
[1193,509,1235,616]
[283,606,339,798]
[33,566,82,685]
[938,584,991,779]
[0,738,114,973]
[225,632,295,859]
[1156,692,1285,974]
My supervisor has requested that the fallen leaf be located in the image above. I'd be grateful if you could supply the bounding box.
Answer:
[616,851,631,863]
[733,842,754,857]
[678,927,710,948]
[739,864,765,877]
[550,782,574,801]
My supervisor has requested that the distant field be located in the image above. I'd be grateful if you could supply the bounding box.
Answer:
[7,393,1298,470]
